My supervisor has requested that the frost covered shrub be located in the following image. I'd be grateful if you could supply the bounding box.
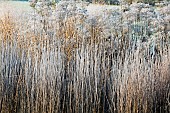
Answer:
[0,1,170,113]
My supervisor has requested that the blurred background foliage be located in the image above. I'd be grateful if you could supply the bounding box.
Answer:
[9,0,170,5]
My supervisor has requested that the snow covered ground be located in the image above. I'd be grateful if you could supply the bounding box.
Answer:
[86,4,120,16]
[0,1,32,17]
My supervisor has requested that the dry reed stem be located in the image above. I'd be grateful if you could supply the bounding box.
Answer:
[0,5,170,113]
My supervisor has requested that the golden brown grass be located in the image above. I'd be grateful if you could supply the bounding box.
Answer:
[0,8,170,113]
[0,12,16,42]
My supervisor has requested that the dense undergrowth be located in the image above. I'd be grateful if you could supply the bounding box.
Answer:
[0,1,170,113]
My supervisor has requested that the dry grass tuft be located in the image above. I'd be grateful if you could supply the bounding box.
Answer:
[0,3,170,113]
[0,12,16,42]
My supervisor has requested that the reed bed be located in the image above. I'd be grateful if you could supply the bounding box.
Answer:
[0,1,170,113]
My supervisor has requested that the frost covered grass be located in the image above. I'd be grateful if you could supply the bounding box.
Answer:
[0,1,170,113]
